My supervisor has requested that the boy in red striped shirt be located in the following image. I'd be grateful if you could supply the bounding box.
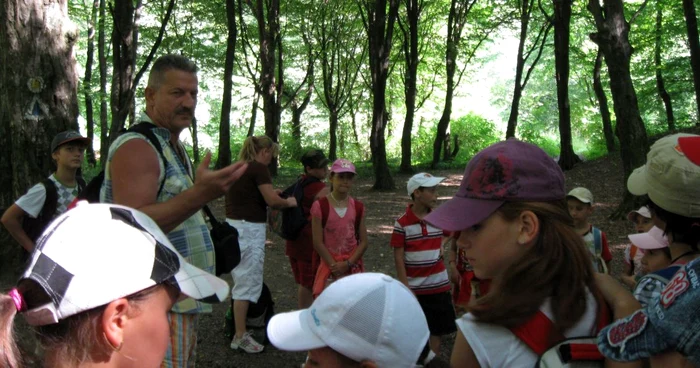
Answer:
[391,172,456,355]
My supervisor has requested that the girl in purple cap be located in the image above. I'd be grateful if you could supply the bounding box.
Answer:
[423,139,610,367]
[310,158,367,298]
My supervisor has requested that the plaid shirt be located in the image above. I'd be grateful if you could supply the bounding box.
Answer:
[101,113,215,314]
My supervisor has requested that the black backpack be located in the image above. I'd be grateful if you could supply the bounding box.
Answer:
[78,122,166,203]
[22,177,86,242]
[267,176,320,240]
[224,282,275,344]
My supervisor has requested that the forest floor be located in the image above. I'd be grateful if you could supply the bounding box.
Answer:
[3,153,635,367]
[193,153,632,367]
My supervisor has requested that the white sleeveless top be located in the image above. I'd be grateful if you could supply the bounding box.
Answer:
[456,290,598,368]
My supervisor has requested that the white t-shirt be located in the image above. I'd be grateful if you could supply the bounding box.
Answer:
[456,291,598,368]
[15,174,80,218]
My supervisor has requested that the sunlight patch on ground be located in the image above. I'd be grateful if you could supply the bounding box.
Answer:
[372,224,396,235]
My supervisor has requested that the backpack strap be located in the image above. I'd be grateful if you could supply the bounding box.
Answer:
[40,178,58,222]
[510,310,560,355]
[320,196,330,228]
[511,291,610,358]
[353,198,364,241]
[592,227,602,256]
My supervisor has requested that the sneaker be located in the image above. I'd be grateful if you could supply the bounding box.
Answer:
[230,331,264,353]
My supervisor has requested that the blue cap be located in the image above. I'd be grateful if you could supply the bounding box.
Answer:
[597,258,700,364]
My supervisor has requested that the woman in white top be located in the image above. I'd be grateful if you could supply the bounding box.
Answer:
[424,139,603,367]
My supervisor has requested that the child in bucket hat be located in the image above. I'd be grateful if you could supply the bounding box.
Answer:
[267,272,436,368]
[425,139,606,367]
[0,202,229,368]
[597,133,700,365]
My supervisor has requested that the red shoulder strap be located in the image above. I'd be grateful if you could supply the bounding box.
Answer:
[320,197,330,228]
[510,311,559,355]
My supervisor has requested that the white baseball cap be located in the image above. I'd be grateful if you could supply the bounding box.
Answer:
[628,226,668,250]
[567,187,594,204]
[407,172,445,196]
[627,133,700,217]
[18,202,230,326]
[627,206,652,222]
[267,273,430,367]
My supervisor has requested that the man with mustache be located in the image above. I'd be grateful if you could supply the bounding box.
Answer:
[99,54,247,368]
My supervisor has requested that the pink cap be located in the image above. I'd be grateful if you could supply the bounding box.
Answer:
[628,226,668,250]
[330,159,356,174]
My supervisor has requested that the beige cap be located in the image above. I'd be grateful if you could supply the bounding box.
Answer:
[567,187,593,204]
[627,133,700,217]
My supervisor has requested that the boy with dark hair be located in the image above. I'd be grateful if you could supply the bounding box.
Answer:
[285,149,329,309]
[566,187,612,273]
[391,172,456,355]
[1,130,88,252]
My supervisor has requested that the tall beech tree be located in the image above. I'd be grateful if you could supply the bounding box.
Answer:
[108,0,174,144]
[358,0,400,190]
[592,49,616,152]
[505,0,552,139]
[588,0,649,215]
[655,0,674,131]
[215,0,238,169]
[314,0,365,161]
[548,0,579,170]
[431,0,483,169]
[0,0,80,273]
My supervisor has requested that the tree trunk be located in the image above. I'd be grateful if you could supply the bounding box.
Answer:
[588,0,649,218]
[0,0,79,274]
[361,0,399,190]
[593,49,616,152]
[84,0,99,167]
[329,110,339,161]
[108,0,137,140]
[505,0,550,139]
[399,0,420,173]
[431,0,478,168]
[250,0,282,176]
[506,0,530,139]
[190,118,199,166]
[248,91,259,137]
[98,0,108,167]
[682,0,700,125]
[432,0,459,169]
[216,0,237,169]
[553,0,579,170]
[655,1,674,131]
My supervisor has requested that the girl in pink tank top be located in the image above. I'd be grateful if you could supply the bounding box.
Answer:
[310,159,367,297]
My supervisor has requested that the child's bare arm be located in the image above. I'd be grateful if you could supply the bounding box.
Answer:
[312,216,335,266]
[393,247,409,288]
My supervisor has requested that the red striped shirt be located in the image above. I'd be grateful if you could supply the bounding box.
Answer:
[391,205,450,295]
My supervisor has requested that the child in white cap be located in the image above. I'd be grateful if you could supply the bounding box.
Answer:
[621,206,654,288]
[391,173,456,354]
[267,272,435,368]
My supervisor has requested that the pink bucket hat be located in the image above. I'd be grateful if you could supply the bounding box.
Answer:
[330,159,356,174]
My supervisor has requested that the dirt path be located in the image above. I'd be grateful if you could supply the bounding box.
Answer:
[196,155,632,367]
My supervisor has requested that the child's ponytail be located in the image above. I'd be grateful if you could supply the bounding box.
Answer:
[0,291,23,368]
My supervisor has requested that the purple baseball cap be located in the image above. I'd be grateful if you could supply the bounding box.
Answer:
[424,139,565,231]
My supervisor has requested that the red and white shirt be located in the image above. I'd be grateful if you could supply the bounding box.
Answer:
[391,205,450,295]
